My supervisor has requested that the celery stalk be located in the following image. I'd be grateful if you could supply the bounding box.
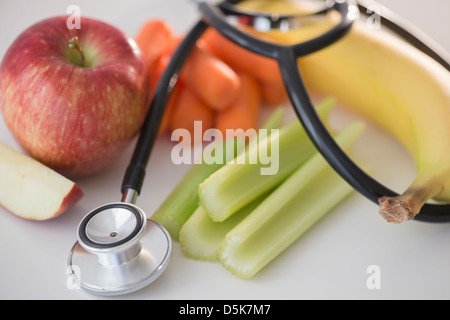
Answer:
[218,122,364,279]
[151,107,286,240]
[151,161,221,241]
[179,192,268,261]
[198,97,336,222]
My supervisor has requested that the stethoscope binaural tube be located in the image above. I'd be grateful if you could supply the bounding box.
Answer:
[134,0,450,222]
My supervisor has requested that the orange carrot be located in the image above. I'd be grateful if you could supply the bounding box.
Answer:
[184,41,241,111]
[201,29,283,88]
[135,20,174,69]
[260,79,289,107]
[156,36,241,112]
[153,55,180,135]
[170,84,215,145]
[149,53,176,96]
[158,84,179,136]
[215,73,261,137]
[159,35,184,57]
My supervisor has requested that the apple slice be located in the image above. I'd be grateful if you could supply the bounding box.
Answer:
[0,143,83,220]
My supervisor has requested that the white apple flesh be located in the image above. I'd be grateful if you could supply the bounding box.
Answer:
[0,143,83,220]
[0,16,150,177]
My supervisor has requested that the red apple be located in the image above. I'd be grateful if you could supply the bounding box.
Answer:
[0,142,83,220]
[0,16,150,177]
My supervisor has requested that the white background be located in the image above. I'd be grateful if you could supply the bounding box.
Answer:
[1,0,450,300]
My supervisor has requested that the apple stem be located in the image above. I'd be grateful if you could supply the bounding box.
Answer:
[68,36,85,67]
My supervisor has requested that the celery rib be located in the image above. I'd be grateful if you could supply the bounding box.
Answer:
[218,122,365,279]
[179,193,266,261]
[198,97,336,222]
[150,162,221,241]
[151,107,286,240]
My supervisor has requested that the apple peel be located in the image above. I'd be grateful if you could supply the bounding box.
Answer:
[0,16,150,178]
[0,143,83,220]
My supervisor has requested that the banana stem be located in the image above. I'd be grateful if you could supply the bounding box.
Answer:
[378,177,443,223]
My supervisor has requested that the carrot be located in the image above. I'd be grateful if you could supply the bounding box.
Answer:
[153,55,180,135]
[135,20,174,69]
[260,79,289,107]
[149,52,177,96]
[185,41,240,111]
[159,35,183,57]
[170,84,215,144]
[201,28,283,88]
[158,84,179,136]
[215,73,261,137]
[157,36,241,112]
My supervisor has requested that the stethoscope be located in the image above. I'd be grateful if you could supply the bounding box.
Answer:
[67,0,450,296]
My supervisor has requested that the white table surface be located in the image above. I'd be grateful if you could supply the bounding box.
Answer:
[1,0,450,300]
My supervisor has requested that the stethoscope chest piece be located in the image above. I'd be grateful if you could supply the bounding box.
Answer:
[67,202,172,296]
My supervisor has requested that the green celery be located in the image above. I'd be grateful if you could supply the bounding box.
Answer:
[179,193,268,261]
[198,97,336,222]
[218,121,364,279]
[151,107,286,240]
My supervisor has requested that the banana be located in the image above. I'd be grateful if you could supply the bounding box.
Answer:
[240,1,450,223]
